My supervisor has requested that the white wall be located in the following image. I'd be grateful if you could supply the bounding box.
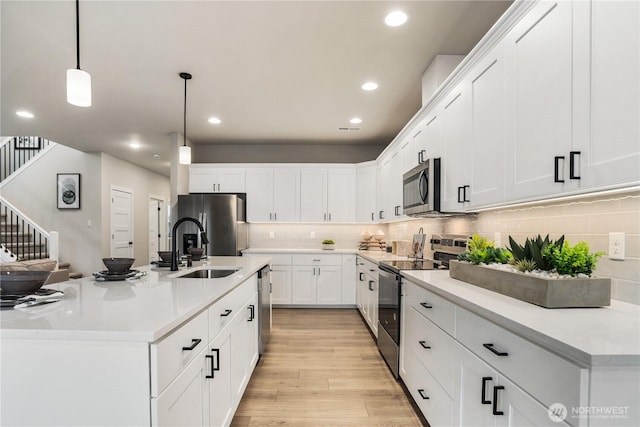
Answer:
[1,144,103,275]
[100,153,171,269]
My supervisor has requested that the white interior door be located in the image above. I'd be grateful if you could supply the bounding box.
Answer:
[110,187,134,258]
[148,196,164,263]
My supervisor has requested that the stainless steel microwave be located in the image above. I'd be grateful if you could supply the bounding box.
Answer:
[403,158,441,216]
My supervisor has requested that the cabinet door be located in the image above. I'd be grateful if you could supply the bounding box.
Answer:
[231,294,259,406]
[218,169,245,192]
[441,84,471,212]
[189,168,218,193]
[341,255,356,305]
[505,0,574,200]
[367,278,378,337]
[468,45,507,208]
[388,150,404,218]
[153,349,209,427]
[424,111,442,159]
[574,0,640,189]
[400,136,415,173]
[454,343,498,427]
[316,265,341,305]
[291,266,316,304]
[245,169,273,222]
[300,168,327,222]
[270,265,292,305]
[327,168,356,222]
[273,168,300,222]
[356,165,377,222]
[376,159,389,221]
[207,331,232,427]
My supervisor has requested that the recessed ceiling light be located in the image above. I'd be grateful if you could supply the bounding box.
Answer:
[129,142,141,149]
[16,110,34,118]
[208,117,222,124]
[153,154,161,159]
[350,117,363,124]
[362,82,378,91]
[385,10,408,27]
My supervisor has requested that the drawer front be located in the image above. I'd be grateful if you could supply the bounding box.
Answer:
[209,276,256,340]
[405,281,455,335]
[151,310,208,396]
[402,349,454,427]
[405,305,456,396]
[292,254,342,266]
[456,307,584,411]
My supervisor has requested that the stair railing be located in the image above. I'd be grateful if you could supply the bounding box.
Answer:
[0,137,54,184]
[0,196,58,264]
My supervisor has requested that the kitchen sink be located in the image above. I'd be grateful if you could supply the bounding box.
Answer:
[177,268,240,279]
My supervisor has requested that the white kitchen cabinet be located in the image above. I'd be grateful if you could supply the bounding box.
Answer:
[356,256,379,337]
[231,293,259,405]
[401,119,429,174]
[423,110,442,159]
[270,264,292,305]
[440,83,470,212]
[572,0,640,190]
[341,254,356,305]
[356,163,377,222]
[291,261,341,305]
[376,157,390,221]
[189,165,245,193]
[466,43,507,209]
[377,150,403,221]
[504,0,575,200]
[245,168,300,222]
[300,167,356,222]
[207,330,233,427]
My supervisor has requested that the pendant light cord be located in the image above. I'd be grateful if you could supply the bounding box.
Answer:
[75,0,81,70]
[183,77,187,147]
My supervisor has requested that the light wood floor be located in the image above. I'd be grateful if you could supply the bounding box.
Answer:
[230,308,425,426]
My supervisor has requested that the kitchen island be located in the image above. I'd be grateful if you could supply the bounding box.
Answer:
[1,256,270,427]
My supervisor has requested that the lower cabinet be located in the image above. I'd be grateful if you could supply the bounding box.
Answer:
[356,256,378,337]
[291,254,343,305]
[270,264,292,305]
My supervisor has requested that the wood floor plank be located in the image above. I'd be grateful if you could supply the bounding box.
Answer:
[231,308,424,426]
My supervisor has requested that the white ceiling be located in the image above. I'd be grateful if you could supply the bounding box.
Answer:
[1,0,511,176]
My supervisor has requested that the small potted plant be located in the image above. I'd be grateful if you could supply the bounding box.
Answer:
[321,239,335,250]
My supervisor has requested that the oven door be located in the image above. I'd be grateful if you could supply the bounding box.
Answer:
[378,265,400,344]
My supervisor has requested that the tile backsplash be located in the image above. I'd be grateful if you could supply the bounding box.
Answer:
[249,191,639,305]
[388,191,640,305]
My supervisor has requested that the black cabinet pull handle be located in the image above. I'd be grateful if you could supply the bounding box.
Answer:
[248,304,255,322]
[483,343,508,357]
[570,151,581,179]
[182,338,202,351]
[417,389,430,400]
[554,156,565,183]
[371,212,374,221]
[205,354,215,379]
[359,272,364,281]
[463,185,470,202]
[212,348,220,372]
[220,309,232,317]
[420,302,433,309]
[418,340,431,349]
[457,186,464,203]
[492,385,505,415]
[481,377,492,404]
[369,280,374,291]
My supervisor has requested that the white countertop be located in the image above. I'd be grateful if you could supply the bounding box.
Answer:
[243,247,410,262]
[0,256,271,343]
[403,270,640,368]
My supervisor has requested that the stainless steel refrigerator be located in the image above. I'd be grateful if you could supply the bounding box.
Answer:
[176,193,248,256]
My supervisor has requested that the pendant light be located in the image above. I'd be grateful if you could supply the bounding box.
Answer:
[67,0,91,107]
[179,72,192,165]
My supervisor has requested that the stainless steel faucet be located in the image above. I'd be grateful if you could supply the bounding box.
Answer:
[171,217,209,271]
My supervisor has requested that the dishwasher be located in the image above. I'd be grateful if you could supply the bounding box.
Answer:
[257,265,271,354]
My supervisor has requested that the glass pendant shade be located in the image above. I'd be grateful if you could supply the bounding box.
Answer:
[67,68,92,107]
[179,144,192,165]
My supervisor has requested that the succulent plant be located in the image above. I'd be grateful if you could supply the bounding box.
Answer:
[322,239,335,245]
[514,259,537,272]
[508,234,564,271]
[458,234,512,265]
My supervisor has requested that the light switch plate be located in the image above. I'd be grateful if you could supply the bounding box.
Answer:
[608,232,625,260]
[310,231,316,238]
[269,231,275,239]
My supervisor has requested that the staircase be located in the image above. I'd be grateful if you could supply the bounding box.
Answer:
[0,136,82,279]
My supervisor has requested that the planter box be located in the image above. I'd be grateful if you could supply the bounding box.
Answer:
[449,260,611,308]
[321,244,335,250]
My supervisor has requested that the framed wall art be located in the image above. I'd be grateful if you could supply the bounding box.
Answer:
[57,173,81,209]
[14,136,41,150]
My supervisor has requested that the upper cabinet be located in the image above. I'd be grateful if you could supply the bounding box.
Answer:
[356,163,377,223]
[300,167,356,223]
[245,168,300,222]
[572,0,640,189]
[188,165,245,193]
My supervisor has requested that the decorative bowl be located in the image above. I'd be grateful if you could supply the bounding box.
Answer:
[188,247,204,258]
[374,230,386,241]
[158,251,173,262]
[102,258,135,273]
[0,271,51,295]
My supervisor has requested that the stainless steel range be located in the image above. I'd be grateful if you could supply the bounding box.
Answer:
[377,234,469,378]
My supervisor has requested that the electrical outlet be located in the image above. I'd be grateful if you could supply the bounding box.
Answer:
[608,232,625,261]
[310,231,316,238]
[269,231,275,239]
